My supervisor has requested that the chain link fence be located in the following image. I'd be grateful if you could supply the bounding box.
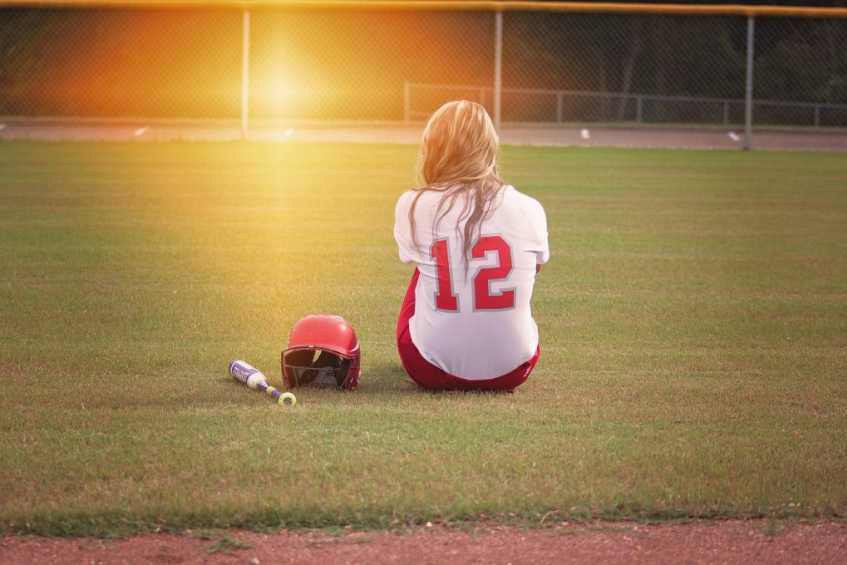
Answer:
[0,8,242,118]
[1,3,846,147]
[496,13,748,125]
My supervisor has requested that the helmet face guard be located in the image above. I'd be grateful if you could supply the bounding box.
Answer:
[282,347,359,389]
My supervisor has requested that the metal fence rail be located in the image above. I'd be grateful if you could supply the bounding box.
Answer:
[404,82,847,128]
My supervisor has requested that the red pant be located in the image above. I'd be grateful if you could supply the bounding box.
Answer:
[396,269,540,391]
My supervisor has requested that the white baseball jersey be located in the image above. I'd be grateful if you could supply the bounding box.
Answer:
[394,185,550,380]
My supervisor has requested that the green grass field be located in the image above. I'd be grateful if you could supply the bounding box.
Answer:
[1,142,845,536]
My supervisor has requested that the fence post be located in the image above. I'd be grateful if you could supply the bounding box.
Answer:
[241,9,250,140]
[494,10,503,130]
[636,96,643,123]
[403,81,411,123]
[743,15,755,150]
[814,105,821,128]
[556,91,563,123]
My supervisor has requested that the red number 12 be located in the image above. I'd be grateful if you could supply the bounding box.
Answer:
[431,236,515,312]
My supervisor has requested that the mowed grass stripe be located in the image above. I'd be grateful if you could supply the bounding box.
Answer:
[0,142,845,536]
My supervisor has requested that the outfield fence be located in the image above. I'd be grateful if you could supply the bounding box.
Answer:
[1,1,847,149]
[405,83,847,129]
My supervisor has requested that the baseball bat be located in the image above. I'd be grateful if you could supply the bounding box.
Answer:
[229,360,297,407]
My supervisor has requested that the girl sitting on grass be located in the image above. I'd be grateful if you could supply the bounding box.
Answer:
[394,100,549,391]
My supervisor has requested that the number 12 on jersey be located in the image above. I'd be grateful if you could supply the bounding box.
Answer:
[431,235,515,312]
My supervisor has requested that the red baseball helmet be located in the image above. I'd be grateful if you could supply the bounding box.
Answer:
[281,314,360,390]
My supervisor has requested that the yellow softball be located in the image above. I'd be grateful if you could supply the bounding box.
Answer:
[278,392,297,407]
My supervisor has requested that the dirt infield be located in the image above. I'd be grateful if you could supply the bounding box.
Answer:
[2,521,846,564]
[1,118,846,150]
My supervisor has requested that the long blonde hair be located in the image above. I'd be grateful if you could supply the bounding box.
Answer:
[409,100,505,270]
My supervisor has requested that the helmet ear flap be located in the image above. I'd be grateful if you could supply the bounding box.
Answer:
[281,349,295,388]
[342,353,361,390]
[281,349,314,388]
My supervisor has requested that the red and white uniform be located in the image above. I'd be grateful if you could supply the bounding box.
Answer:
[394,185,549,385]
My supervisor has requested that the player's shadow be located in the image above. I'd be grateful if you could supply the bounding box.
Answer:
[359,359,516,396]
[357,358,417,394]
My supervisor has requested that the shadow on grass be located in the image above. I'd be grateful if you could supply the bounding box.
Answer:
[358,359,520,397]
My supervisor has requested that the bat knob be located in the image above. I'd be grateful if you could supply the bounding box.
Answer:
[278,392,297,407]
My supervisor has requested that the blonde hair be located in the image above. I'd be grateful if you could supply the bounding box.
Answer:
[409,100,505,270]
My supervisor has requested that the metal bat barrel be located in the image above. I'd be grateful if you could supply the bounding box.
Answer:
[229,359,267,388]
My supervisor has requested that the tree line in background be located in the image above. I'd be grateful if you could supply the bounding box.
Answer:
[507,13,847,100]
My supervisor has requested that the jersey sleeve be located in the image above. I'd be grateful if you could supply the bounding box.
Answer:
[393,191,417,264]
[526,197,550,265]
